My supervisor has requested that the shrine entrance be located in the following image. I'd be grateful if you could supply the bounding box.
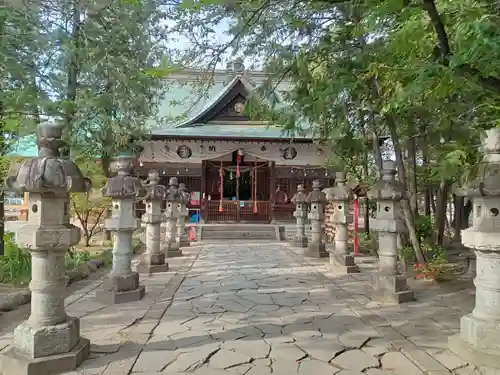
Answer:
[203,155,271,223]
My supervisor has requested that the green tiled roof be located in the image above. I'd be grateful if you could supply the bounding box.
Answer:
[150,81,228,129]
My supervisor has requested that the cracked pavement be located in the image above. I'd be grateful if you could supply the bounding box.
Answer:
[0,241,482,374]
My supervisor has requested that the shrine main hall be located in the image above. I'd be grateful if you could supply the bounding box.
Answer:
[136,59,333,223]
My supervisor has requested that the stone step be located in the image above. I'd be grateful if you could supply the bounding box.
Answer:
[201,230,278,240]
[202,224,276,232]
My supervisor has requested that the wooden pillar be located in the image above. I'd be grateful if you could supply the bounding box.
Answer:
[270,161,276,223]
[201,160,207,223]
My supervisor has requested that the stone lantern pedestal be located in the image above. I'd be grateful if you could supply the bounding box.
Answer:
[306,180,328,258]
[177,183,190,247]
[449,128,500,369]
[137,170,169,274]
[291,185,308,248]
[324,172,359,272]
[367,160,414,304]
[0,122,91,375]
[163,177,183,257]
[96,154,146,304]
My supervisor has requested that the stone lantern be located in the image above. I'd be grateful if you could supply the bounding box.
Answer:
[137,170,169,274]
[177,182,190,247]
[325,172,359,272]
[291,184,308,248]
[367,160,414,304]
[1,122,91,375]
[96,153,146,304]
[164,177,183,257]
[306,180,328,258]
[449,128,500,369]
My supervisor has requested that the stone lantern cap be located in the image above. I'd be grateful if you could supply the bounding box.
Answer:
[101,154,146,199]
[165,177,182,201]
[324,172,353,202]
[367,160,405,201]
[291,184,307,204]
[178,182,190,204]
[143,170,167,201]
[307,180,327,204]
[455,128,500,197]
[5,121,91,195]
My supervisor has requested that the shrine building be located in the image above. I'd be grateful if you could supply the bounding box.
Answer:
[135,59,334,223]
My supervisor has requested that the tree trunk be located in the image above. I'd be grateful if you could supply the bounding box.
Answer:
[407,137,419,217]
[363,143,370,234]
[371,130,383,177]
[0,99,5,256]
[452,194,463,242]
[434,182,450,246]
[424,188,432,216]
[386,116,427,265]
[0,189,4,256]
[62,4,81,157]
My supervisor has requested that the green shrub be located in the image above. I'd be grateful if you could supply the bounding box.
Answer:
[415,215,434,243]
[0,232,31,286]
[65,249,91,269]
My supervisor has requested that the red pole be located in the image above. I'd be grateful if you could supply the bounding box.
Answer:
[353,198,359,256]
[219,161,224,212]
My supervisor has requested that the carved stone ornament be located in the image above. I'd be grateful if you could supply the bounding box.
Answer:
[280,146,297,160]
[165,177,182,201]
[366,160,405,201]
[5,121,91,195]
[178,182,190,204]
[176,145,192,159]
[307,180,327,205]
[143,170,167,201]
[234,102,245,114]
[291,184,307,204]
[101,155,146,199]
[324,172,353,202]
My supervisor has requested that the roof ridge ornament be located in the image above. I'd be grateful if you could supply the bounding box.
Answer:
[227,57,245,74]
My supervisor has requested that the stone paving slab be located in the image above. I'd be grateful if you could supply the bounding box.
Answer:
[0,240,486,375]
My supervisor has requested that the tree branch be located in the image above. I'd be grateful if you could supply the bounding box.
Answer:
[422,0,500,94]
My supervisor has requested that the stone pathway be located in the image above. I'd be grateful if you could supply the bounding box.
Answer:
[0,241,483,375]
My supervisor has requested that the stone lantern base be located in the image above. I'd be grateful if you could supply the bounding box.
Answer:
[136,253,169,274]
[179,234,190,247]
[164,242,183,257]
[0,318,90,375]
[372,273,415,304]
[96,272,145,304]
[449,316,500,369]
[331,253,360,274]
[305,242,328,258]
[292,236,308,248]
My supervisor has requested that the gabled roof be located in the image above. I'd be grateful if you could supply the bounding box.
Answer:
[175,74,255,128]
[149,68,312,140]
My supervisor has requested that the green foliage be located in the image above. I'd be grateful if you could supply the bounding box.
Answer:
[65,250,91,270]
[71,160,110,246]
[415,215,434,243]
[399,243,447,269]
[0,232,31,286]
